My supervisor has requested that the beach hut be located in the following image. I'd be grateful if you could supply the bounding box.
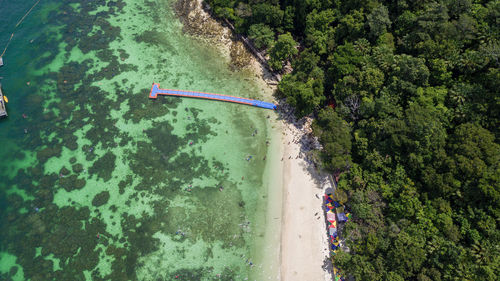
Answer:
[337,212,348,223]
[329,221,337,228]
[329,227,337,236]
[336,206,348,222]
[327,211,336,222]
[326,193,333,200]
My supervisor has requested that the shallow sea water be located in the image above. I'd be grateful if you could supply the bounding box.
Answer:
[0,0,279,280]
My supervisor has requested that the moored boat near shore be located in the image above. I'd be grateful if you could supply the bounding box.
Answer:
[0,83,7,118]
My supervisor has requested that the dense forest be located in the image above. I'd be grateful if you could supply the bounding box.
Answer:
[204,0,499,280]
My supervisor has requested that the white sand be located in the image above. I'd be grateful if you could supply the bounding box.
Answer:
[178,2,334,279]
[278,119,332,281]
[223,22,333,281]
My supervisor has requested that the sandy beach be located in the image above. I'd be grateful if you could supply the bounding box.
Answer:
[177,1,334,280]
[278,114,332,281]
[243,36,333,281]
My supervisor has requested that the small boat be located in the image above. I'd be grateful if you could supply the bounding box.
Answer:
[0,84,7,118]
[3,95,8,103]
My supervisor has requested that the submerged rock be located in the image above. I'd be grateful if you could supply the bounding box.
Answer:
[71,163,84,173]
[92,191,110,207]
[59,175,86,192]
[36,146,62,163]
[174,0,229,43]
[230,41,252,69]
[88,151,116,182]
[59,167,71,176]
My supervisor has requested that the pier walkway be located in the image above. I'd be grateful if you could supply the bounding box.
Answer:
[148,83,276,110]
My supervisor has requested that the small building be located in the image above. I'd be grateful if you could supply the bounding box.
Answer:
[335,206,348,222]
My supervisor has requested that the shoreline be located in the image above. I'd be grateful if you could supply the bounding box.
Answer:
[174,1,333,280]
[279,114,333,281]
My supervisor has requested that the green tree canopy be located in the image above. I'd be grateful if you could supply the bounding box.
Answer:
[278,74,324,117]
[269,32,298,71]
[367,5,391,40]
[312,108,352,171]
[248,23,275,49]
[205,0,500,279]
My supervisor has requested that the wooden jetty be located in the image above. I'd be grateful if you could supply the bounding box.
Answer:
[0,83,7,118]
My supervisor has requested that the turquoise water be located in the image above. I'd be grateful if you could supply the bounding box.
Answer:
[0,0,279,280]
